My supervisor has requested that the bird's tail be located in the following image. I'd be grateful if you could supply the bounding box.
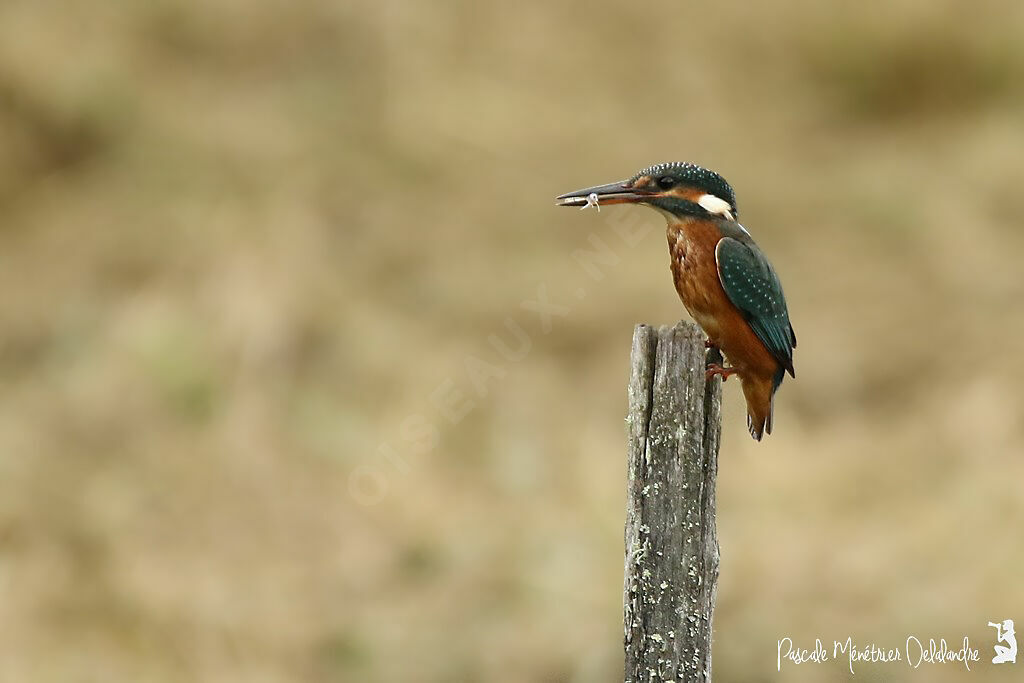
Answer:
[741,368,786,441]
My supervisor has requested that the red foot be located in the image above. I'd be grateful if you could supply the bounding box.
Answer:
[705,363,738,382]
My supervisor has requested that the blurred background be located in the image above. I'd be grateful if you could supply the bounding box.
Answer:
[1,0,1023,681]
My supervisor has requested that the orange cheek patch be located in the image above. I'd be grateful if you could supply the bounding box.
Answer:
[670,187,706,202]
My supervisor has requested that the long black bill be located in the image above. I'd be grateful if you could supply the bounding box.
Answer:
[555,180,651,207]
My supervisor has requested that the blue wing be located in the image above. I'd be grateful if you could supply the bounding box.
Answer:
[715,236,796,378]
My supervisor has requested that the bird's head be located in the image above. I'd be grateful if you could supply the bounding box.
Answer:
[556,161,738,221]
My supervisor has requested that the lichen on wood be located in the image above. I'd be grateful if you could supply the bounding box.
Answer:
[624,322,722,682]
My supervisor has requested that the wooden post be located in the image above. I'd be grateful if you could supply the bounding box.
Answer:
[624,322,723,683]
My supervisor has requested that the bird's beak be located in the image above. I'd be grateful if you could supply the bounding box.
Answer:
[555,180,653,208]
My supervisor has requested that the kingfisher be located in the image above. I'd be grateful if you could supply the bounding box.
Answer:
[557,162,796,440]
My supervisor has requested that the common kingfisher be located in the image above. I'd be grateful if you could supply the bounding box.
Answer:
[557,162,796,441]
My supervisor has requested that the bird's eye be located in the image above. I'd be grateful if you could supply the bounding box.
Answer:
[657,176,676,189]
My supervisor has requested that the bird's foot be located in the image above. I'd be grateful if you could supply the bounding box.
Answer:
[705,363,738,383]
[704,345,724,370]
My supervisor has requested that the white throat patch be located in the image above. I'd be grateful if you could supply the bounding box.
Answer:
[697,193,734,220]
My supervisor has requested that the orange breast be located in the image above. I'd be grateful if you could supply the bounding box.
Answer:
[666,220,778,378]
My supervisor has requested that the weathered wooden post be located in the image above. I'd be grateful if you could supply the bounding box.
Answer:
[624,321,723,682]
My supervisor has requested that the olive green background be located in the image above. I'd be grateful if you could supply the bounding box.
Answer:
[1,1,1022,681]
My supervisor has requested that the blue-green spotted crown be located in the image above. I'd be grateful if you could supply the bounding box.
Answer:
[632,162,738,217]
